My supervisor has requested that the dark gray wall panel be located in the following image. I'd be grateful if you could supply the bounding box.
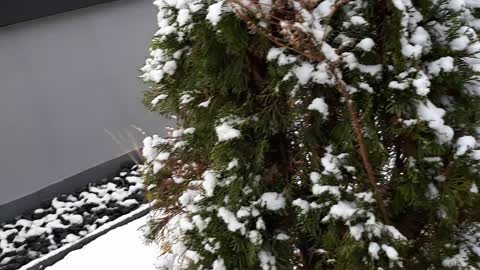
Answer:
[0,0,169,205]
[0,0,117,27]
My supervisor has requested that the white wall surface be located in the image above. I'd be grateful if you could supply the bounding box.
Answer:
[0,0,168,204]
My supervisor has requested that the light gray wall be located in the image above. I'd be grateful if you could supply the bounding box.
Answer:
[0,0,168,204]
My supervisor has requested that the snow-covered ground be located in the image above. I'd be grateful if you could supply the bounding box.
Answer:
[46,215,159,270]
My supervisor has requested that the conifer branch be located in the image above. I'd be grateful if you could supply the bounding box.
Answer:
[229,0,390,224]
[330,66,390,224]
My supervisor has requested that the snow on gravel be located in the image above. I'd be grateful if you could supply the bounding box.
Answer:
[45,215,159,270]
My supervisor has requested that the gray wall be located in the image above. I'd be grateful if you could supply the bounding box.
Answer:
[0,0,167,205]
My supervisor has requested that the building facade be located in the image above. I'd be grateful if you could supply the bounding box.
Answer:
[0,0,166,221]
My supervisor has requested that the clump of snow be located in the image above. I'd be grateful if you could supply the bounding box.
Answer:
[259,192,286,211]
[442,249,469,268]
[267,47,297,66]
[328,201,357,220]
[412,71,431,96]
[470,183,478,193]
[151,94,168,107]
[267,48,284,61]
[163,61,177,75]
[212,258,226,270]
[293,62,314,85]
[342,53,383,76]
[321,43,340,62]
[307,98,329,119]
[206,1,225,26]
[381,244,399,260]
[471,150,480,160]
[175,92,192,104]
[183,127,195,134]
[350,16,367,25]
[426,183,440,199]
[227,159,239,170]
[258,250,277,270]
[320,147,344,175]
[358,82,374,93]
[428,57,455,76]
[349,224,364,240]
[198,98,212,108]
[356,38,375,51]
[215,122,241,141]
[178,190,201,207]
[62,234,80,243]
[177,9,191,26]
[156,152,170,161]
[275,233,290,240]
[389,80,409,90]
[119,199,139,207]
[402,119,418,126]
[455,136,476,156]
[312,185,340,197]
[248,230,263,245]
[62,214,84,225]
[450,35,470,51]
[256,218,266,230]
[417,100,454,143]
[310,172,321,183]
[217,207,246,234]
[292,198,310,214]
[368,242,380,260]
[202,170,217,197]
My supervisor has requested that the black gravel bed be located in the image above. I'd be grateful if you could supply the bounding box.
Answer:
[0,165,146,270]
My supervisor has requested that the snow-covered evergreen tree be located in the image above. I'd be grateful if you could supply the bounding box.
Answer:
[140,0,480,268]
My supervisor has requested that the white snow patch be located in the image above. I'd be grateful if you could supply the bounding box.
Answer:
[293,62,314,85]
[356,38,375,51]
[368,242,380,260]
[417,100,454,143]
[349,224,364,240]
[258,250,277,270]
[43,213,157,270]
[455,136,476,156]
[307,97,329,119]
[198,98,212,107]
[212,258,226,270]
[411,27,431,47]
[428,57,455,76]
[412,71,431,96]
[215,122,241,141]
[217,207,245,234]
[292,198,310,214]
[151,94,168,106]
[381,244,399,261]
[227,159,239,170]
[202,170,217,197]
[470,183,478,193]
[21,205,152,270]
[259,192,286,211]
[350,16,367,25]
[310,172,321,183]
[328,201,356,220]
[312,185,340,197]
[206,1,225,26]
[62,214,84,225]
[450,36,470,51]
